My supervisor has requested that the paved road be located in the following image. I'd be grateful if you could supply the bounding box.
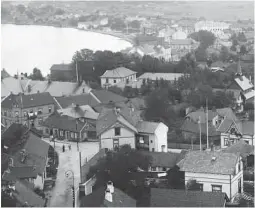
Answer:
[44,139,99,207]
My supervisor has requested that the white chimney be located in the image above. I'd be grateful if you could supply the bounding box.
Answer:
[105,189,112,202]
[107,181,114,193]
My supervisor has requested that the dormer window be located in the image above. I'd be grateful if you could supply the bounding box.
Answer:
[115,127,120,136]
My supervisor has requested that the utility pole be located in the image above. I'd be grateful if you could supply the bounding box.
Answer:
[206,98,209,149]
[198,116,202,151]
[76,60,79,83]
[79,152,82,183]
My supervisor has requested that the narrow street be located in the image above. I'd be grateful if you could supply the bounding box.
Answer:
[43,139,99,207]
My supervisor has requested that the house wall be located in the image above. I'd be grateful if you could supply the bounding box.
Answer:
[34,174,44,190]
[154,123,168,152]
[100,126,135,150]
[220,133,254,148]
[51,70,73,81]
[1,103,55,129]
[184,158,243,200]
[100,74,137,88]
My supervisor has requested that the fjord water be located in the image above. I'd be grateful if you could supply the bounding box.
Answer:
[1,24,132,76]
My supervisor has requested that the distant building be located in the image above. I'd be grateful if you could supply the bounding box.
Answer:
[100,67,137,88]
[178,151,243,201]
[195,21,230,36]
[50,63,72,81]
[1,92,55,130]
[167,38,198,52]
[172,30,188,40]
[138,72,185,84]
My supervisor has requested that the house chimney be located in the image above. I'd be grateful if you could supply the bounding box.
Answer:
[249,76,252,84]
[105,189,113,202]
[107,181,114,193]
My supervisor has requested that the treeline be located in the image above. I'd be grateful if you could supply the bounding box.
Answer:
[70,48,194,83]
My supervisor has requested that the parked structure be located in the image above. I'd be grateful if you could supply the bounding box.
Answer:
[178,151,243,201]
[1,92,55,129]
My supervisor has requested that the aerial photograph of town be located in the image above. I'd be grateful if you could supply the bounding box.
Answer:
[1,0,254,207]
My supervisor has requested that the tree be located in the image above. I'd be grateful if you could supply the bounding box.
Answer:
[186,179,201,191]
[219,46,229,62]
[237,32,247,42]
[167,165,185,189]
[195,46,208,62]
[87,145,152,191]
[240,45,247,55]
[29,68,44,80]
[189,30,216,48]
[129,20,141,29]
[16,4,26,14]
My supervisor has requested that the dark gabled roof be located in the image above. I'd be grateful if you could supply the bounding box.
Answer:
[96,106,140,136]
[12,134,50,175]
[43,112,93,132]
[91,89,128,104]
[177,151,239,175]
[1,92,55,109]
[136,121,160,134]
[217,119,254,135]
[149,188,226,207]
[54,93,100,109]
[1,123,29,146]
[13,180,46,207]
[80,186,136,207]
[140,151,187,168]
[2,166,38,181]
[224,140,254,158]
[50,63,71,71]
[1,68,11,79]
[181,119,220,137]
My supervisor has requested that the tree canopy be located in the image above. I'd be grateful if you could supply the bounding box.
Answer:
[189,30,216,48]
[28,68,44,81]
[87,145,152,191]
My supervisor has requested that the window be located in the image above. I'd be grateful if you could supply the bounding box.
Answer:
[244,140,249,144]
[48,107,52,113]
[238,161,241,172]
[150,140,153,143]
[15,111,19,117]
[38,108,42,114]
[4,111,7,116]
[152,148,155,152]
[224,138,229,146]
[113,79,116,83]
[198,183,204,191]
[115,127,120,136]
[38,118,43,125]
[45,128,49,134]
[162,167,167,171]
[23,111,27,117]
[212,185,222,192]
[71,132,74,138]
[60,130,64,136]
[113,139,119,150]
[54,130,58,136]
[106,78,109,83]
[151,167,156,171]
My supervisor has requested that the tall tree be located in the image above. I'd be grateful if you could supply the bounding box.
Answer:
[87,145,152,191]
[29,68,44,81]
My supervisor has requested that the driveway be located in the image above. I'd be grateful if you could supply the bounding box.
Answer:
[44,139,99,207]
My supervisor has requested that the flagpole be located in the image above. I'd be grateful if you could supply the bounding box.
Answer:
[206,98,209,149]
[199,116,202,151]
